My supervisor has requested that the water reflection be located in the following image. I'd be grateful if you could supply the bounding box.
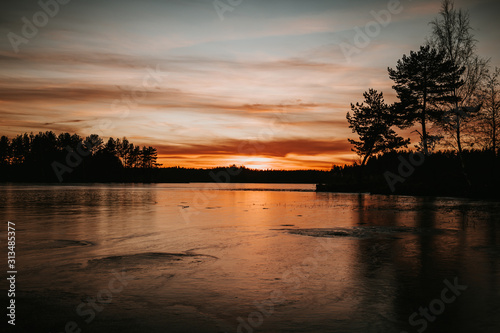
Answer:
[0,184,499,332]
[350,195,500,332]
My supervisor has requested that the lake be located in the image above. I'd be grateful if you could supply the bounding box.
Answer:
[1,183,499,333]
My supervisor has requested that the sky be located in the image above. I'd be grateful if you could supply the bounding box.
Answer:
[1,0,499,170]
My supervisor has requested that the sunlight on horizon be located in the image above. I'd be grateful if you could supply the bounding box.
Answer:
[0,0,498,169]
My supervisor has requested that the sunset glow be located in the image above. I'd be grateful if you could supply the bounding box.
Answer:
[1,0,498,169]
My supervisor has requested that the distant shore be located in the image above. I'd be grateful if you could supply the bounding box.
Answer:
[315,182,500,200]
[1,149,499,200]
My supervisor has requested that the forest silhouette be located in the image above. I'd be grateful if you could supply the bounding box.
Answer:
[0,0,498,198]
[331,0,499,198]
[0,130,332,184]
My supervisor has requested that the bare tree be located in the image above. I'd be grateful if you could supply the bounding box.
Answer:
[475,67,500,153]
[428,0,489,153]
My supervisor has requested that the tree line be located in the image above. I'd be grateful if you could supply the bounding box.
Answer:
[0,131,159,169]
[346,0,499,170]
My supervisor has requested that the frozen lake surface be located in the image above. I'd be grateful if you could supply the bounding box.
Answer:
[1,183,499,332]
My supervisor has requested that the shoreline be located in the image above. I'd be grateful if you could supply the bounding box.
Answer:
[315,183,500,200]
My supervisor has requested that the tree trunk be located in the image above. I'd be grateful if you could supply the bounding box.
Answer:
[453,93,471,188]
[361,155,368,166]
[492,88,497,155]
[456,112,462,155]
[361,144,374,166]
[422,91,428,155]
[492,91,497,178]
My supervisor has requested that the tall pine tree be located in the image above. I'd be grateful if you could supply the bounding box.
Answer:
[388,45,464,154]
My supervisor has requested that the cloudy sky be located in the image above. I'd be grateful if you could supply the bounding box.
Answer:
[1,0,499,169]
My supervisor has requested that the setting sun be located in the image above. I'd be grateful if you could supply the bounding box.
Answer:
[3,1,497,170]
